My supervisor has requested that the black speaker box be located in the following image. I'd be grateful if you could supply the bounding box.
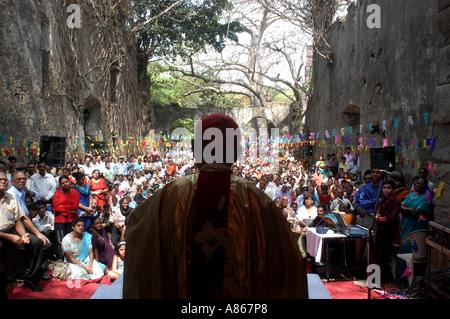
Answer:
[302,144,313,157]
[370,147,395,172]
[40,135,66,167]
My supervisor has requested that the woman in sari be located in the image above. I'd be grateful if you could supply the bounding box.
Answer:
[396,177,433,280]
[400,177,433,239]
[61,218,104,280]
[88,216,115,268]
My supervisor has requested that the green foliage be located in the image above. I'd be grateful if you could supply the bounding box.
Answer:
[148,61,246,108]
[170,118,195,134]
[131,0,243,60]
[266,88,294,103]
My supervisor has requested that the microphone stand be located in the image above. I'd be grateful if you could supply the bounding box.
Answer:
[367,174,385,299]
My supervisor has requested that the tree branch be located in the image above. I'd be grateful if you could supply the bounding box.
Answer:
[130,0,187,33]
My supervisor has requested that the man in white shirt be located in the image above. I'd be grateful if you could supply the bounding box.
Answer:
[134,170,147,188]
[347,156,361,182]
[82,156,95,177]
[118,175,130,194]
[91,156,103,173]
[343,147,354,164]
[31,201,54,236]
[29,161,57,203]
[153,156,163,170]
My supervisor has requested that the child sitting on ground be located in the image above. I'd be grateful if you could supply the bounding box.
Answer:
[108,241,125,282]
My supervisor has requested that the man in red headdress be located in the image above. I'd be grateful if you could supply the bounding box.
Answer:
[123,114,307,299]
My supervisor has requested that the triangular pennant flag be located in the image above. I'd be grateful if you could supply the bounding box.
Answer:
[402,265,412,279]
[435,182,444,198]
[412,240,419,253]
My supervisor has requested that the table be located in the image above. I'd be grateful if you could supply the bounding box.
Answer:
[306,227,347,282]
[306,227,369,282]
[306,227,347,262]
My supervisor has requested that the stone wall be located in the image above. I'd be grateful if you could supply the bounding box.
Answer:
[304,0,438,188]
[151,102,293,135]
[0,0,149,166]
[432,0,450,221]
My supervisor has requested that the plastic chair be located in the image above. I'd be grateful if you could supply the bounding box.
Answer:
[396,229,428,286]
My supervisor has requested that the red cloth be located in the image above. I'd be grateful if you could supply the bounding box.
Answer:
[324,281,384,299]
[53,189,80,223]
[319,193,331,205]
[166,165,177,176]
[199,113,239,134]
[7,275,111,299]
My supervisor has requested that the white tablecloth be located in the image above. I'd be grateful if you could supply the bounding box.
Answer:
[306,227,346,262]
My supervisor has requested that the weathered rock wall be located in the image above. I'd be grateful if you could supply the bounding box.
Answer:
[432,0,450,221]
[304,0,438,187]
[151,102,293,134]
[0,0,149,165]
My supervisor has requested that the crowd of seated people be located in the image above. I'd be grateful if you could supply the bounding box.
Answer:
[0,145,437,296]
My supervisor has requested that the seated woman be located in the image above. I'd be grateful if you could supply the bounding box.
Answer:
[88,216,115,269]
[400,176,433,240]
[61,218,104,281]
[396,176,434,280]
[295,195,318,228]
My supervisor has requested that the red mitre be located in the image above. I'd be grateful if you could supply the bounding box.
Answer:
[194,113,241,165]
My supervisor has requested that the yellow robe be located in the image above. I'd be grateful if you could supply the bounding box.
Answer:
[123,169,308,299]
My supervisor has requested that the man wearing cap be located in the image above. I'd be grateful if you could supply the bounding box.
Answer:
[124,114,307,299]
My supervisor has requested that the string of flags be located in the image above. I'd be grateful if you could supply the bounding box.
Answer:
[0,112,444,198]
